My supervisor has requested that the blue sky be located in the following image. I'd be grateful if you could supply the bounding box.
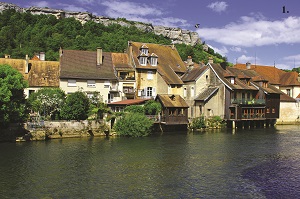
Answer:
[5,0,300,69]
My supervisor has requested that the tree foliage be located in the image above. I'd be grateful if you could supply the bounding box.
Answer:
[27,88,66,120]
[124,105,145,114]
[114,113,153,137]
[144,100,161,115]
[0,9,227,64]
[0,64,28,127]
[60,91,90,120]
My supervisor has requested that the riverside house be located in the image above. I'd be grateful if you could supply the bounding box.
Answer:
[181,58,283,128]
[0,53,59,98]
[59,48,119,103]
[128,41,187,99]
[234,63,299,124]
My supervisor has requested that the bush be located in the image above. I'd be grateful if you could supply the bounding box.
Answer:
[190,116,206,130]
[113,113,153,137]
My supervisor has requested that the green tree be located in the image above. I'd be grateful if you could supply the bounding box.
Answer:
[114,112,153,137]
[124,105,144,114]
[0,64,28,127]
[144,100,161,115]
[27,88,66,120]
[60,91,90,120]
[88,92,110,119]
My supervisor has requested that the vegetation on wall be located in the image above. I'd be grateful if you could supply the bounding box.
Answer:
[0,9,227,64]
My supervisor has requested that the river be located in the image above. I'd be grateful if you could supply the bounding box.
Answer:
[1,125,300,198]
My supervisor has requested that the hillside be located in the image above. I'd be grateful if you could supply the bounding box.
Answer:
[0,2,227,64]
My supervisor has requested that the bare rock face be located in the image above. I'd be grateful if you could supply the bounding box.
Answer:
[0,2,201,45]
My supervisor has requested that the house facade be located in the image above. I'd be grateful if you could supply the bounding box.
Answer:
[59,48,119,103]
[234,63,299,124]
[128,41,186,99]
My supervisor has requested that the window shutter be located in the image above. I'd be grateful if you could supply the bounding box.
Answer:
[152,87,156,97]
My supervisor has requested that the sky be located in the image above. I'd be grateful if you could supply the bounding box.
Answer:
[4,0,300,69]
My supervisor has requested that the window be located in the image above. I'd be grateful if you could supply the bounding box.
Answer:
[147,71,153,80]
[287,89,291,97]
[68,79,76,87]
[150,57,157,66]
[266,108,270,114]
[191,87,195,97]
[139,57,147,66]
[87,80,96,87]
[183,87,187,98]
[146,87,153,97]
[104,81,110,88]
[230,77,235,84]
[141,48,148,55]
[272,108,275,113]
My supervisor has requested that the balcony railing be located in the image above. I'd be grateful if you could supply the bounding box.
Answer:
[231,98,265,105]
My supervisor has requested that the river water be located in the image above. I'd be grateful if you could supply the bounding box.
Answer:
[1,125,300,199]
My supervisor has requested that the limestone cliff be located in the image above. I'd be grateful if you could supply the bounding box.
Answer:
[0,2,201,45]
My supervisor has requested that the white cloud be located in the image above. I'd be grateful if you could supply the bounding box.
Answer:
[237,55,259,63]
[230,46,246,53]
[58,3,86,12]
[198,16,300,47]
[101,0,190,27]
[76,0,95,4]
[101,1,163,18]
[207,1,228,13]
[284,54,300,61]
[208,45,228,56]
[31,1,50,8]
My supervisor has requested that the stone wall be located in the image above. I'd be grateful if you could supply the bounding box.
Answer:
[0,2,201,46]
[28,120,111,141]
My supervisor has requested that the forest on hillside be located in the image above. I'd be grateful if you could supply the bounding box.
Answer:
[0,9,227,64]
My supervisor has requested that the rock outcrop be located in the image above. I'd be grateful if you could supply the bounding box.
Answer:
[0,2,201,45]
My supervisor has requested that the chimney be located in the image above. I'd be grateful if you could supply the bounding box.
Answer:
[25,54,29,74]
[128,41,133,66]
[187,56,193,66]
[97,47,103,65]
[59,47,63,57]
[39,52,45,61]
[208,57,213,64]
[246,62,251,69]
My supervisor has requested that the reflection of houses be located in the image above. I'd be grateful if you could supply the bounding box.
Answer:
[155,94,189,125]
[0,54,59,98]
[234,63,298,124]
[111,53,136,100]
[59,48,119,103]
[128,42,186,99]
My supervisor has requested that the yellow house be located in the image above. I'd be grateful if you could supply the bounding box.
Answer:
[128,41,187,99]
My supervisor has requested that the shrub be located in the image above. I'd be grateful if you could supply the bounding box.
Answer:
[124,105,144,114]
[190,116,206,130]
[113,113,153,137]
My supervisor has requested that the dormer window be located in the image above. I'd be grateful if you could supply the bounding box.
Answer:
[150,53,158,66]
[139,56,147,66]
[140,44,149,56]
[230,77,235,84]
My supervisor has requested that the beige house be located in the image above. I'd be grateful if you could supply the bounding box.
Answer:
[128,41,187,99]
[0,54,59,98]
[59,48,118,103]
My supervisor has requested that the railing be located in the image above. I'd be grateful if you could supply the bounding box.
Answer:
[231,98,265,105]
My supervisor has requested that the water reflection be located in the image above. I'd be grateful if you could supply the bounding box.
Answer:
[0,126,300,198]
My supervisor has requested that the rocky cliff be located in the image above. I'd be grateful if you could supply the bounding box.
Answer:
[0,2,201,45]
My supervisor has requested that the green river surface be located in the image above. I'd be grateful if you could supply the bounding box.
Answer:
[1,125,300,198]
